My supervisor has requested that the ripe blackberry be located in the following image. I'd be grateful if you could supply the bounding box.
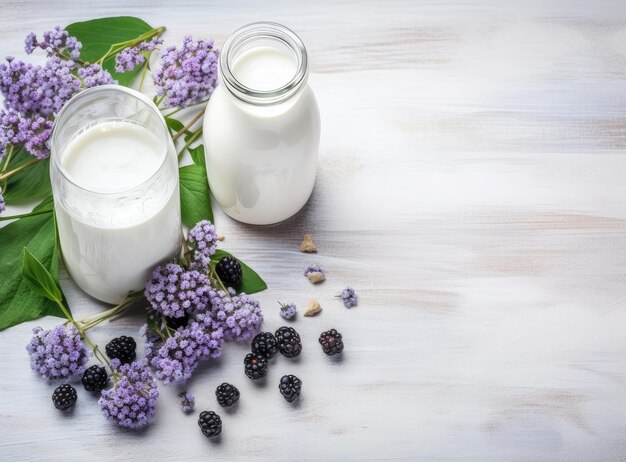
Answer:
[215,256,242,288]
[81,365,108,392]
[198,410,222,437]
[244,353,268,380]
[105,336,136,364]
[52,384,77,410]
[275,326,302,358]
[215,383,240,407]
[319,329,344,356]
[279,375,302,403]
[251,332,278,359]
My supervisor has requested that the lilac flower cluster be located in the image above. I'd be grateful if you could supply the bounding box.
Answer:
[147,321,224,384]
[179,391,195,413]
[25,325,91,381]
[0,193,5,214]
[25,26,82,60]
[187,220,218,269]
[340,287,358,308]
[77,64,114,88]
[0,108,52,160]
[304,265,324,277]
[153,35,219,108]
[99,359,159,430]
[145,263,212,319]
[304,264,325,283]
[115,37,162,73]
[279,302,297,320]
[200,291,264,342]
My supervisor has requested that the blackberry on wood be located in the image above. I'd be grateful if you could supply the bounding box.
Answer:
[81,365,108,392]
[318,329,344,356]
[52,384,77,410]
[198,411,222,437]
[244,353,268,380]
[215,383,240,407]
[275,326,302,358]
[279,375,302,403]
[251,332,278,359]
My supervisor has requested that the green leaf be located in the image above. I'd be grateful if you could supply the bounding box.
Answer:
[3,146,51,204]
[179,164,213,227]
[188,144,206,168]
[0,197,65,331]
[211,249,267,295]
[65,17,156,87]
[21,248,63,303]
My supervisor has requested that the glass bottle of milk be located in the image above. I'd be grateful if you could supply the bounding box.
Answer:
[203,22,321,225]
[50,86,182,304]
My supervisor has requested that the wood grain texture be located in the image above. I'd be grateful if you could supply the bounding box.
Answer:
[1,1,626,460]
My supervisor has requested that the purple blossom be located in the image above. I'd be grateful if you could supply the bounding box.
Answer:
[0,192,5,214]
[78,64,114,88]
[149,321,224,385]
[187,220,218,268]
[25,26,82,61]
[340,287,358,308]
[20,115,53,159]
[153,35,219,108]
[145,263,212,319]
[0,56,81,118]
[115,38,162,73]
[0,108,26,160]
[179,391,195,413]
[25,325,91,381]
[199,291,263,342]
[279,302,297,320]
[304,264,325,283]
[99,359,159,430]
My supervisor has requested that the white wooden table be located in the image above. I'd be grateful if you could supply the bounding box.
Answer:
[2,1,626,460]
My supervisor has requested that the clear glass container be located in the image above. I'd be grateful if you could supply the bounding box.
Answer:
[203,22,321,225]
[50,85,181,304]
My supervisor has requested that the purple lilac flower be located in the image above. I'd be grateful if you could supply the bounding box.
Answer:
[20,115,53,159]
[199,291,263,342]
[99,359,159,430]
[78,64,114,88]
[340,287,358,308]
[279,302,297,320]
[187,220,218,269]
[0,108,25,160]
[0,56,81,118]
[0,193,5,214]
[153,35,219,108]
[179,391,195,413]
[25,26,82,60]
[149,321,224,385]
[304,264,325,283]
[115,37,163,73]
[25,325,91,381]
[145,263,212,319]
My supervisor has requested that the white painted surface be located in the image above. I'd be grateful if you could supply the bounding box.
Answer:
[1,1,626,460]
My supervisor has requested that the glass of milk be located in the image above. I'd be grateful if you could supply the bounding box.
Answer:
[204,22,321,225]
[50,85,182,304]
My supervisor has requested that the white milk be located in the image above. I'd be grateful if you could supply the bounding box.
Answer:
[55,121,181,304]
[204,25,320,225]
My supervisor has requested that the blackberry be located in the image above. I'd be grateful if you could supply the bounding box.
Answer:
[319,329,344,356]
[278,375,302,403]
[198,410,222,437]
[52,384,77,410]
[215,383,240,407]
[275,326,302,358]
[215,256,242,288]
[244,353,268,380]
[81,365,108,392]
[251,332,278,359]
[105,336,136,364]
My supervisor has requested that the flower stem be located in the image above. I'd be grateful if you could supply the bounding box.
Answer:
[76,292,143,332]
[172,108,205,141]
[209,263,230,296]
[137,61,149,92]
[0,207,53,222]
[1,144,14,173]
[97,26,166,65]
[177,128,202,159]
[0,157,39,181]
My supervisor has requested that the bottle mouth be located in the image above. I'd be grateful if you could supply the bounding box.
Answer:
[220,22,308,106]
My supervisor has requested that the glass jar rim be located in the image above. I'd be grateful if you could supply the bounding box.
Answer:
[220,22,309,106]
[51,84,170,195]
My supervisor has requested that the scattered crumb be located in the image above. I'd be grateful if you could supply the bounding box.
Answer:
[299,234,317,253]
[304,300,322,317]
[217,235,225,241]
[307,272,325,284]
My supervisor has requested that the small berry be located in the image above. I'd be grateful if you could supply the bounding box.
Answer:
[81,365,108,392]
[52,384,77,410]
[105,336,136,364]
[244,353,268,380]
[198,410,222,437]
[319,329,344,356]
[279,375,302,403]
[275,326,302,358]
[251,332,278,359]
[215,256,242,288]
[215,383,240,407]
